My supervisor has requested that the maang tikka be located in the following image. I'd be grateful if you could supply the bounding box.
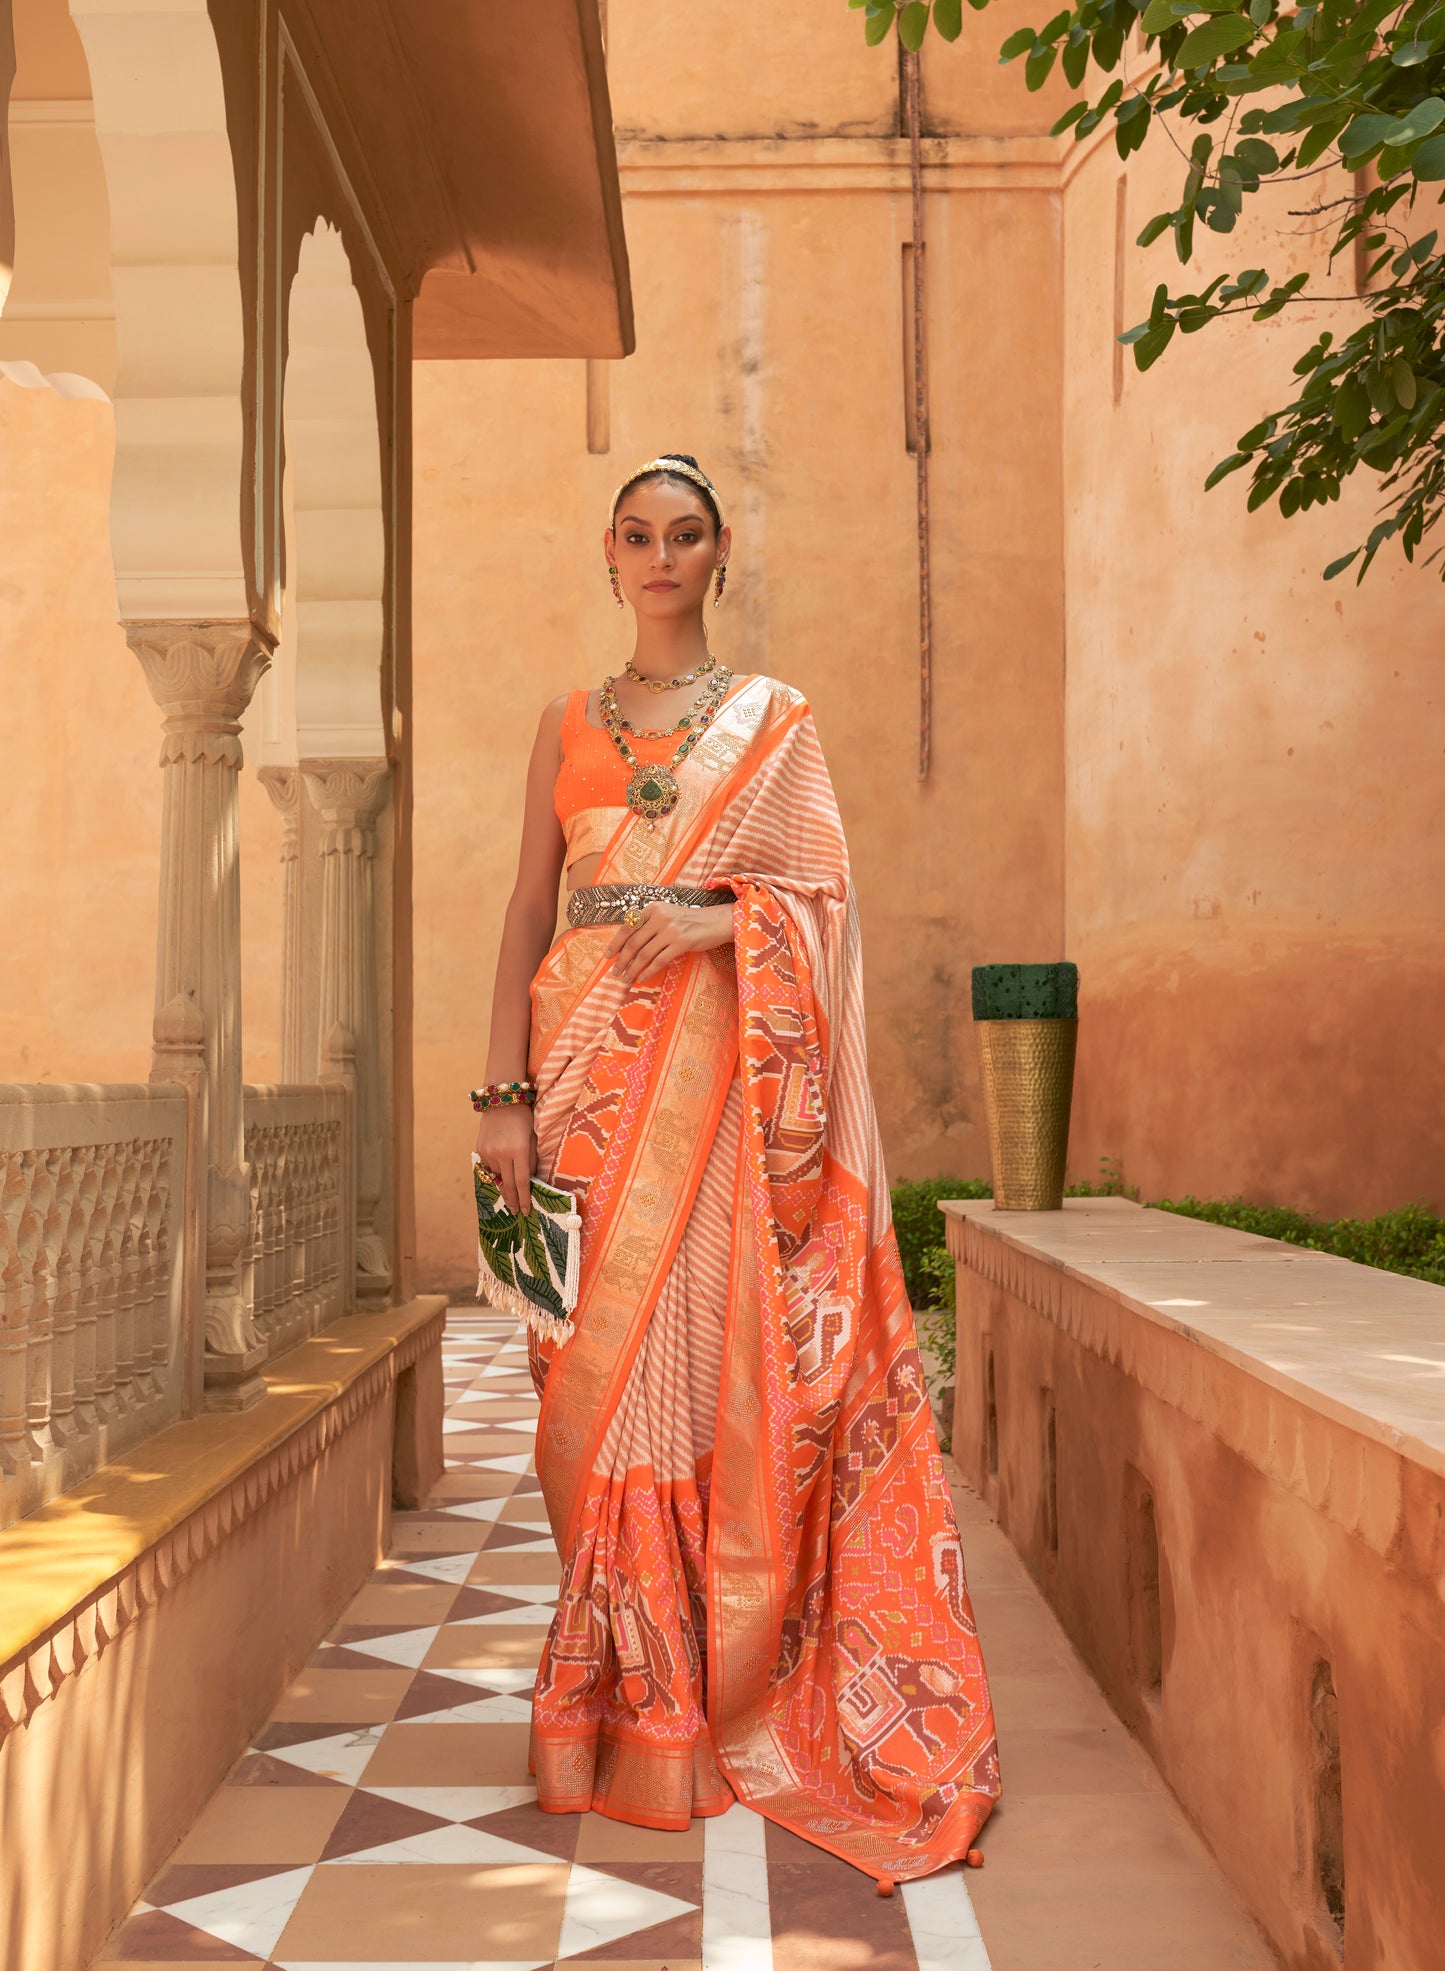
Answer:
[608,564,623,608]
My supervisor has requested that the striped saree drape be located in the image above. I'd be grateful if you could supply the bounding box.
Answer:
[524,675,1000,1886]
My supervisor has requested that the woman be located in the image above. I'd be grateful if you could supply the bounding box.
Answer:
[473,454,999,1891]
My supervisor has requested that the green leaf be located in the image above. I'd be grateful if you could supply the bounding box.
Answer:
[1137,211,1173,245]
[1367,365,1397,416]
[1248,0,1272,22]
[1388,97,1445,144]
[865,6,896,43]
[1177,15,1253,62]
[1204,451,1250,487]
[899,1,931,50]
[1051,99,1091,133]
[1141,0,1180,27]
[1000,24,1036,58]
[1025,41,1058,86]
[1062,33,1090,84]
[1392,39,1433,65]
[1394,355,1419,408]
[1233,136,1279,172]
[1296,113,1350,169]
[1340,112,1401,159]
[1411,131,1445,176]
[1323,548,1361,579]
[1133,317,1177,370]
[1335,377,1371,441]
[934,0,964,38]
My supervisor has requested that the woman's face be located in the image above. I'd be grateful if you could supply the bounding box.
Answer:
[604,476,729,619]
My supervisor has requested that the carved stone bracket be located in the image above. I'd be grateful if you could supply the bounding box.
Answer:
[130,621,274,1410]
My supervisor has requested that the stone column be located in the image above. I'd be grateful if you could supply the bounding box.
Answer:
[257,767,303,1082]
[130,621,272,1411]
[302,757,392,1303]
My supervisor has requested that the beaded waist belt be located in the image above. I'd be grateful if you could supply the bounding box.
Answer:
[566,883,734,929]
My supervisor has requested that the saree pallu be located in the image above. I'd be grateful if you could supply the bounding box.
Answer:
[526,675,1000,1885]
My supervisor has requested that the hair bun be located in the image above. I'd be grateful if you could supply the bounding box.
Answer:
[662,452,705,475]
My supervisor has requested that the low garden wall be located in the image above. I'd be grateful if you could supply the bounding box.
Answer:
[946,1196,1445,1971]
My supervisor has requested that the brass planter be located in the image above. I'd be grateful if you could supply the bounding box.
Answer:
[977,1018,1077,1210]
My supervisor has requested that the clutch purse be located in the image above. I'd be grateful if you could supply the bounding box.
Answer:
[471,1152,581,1342]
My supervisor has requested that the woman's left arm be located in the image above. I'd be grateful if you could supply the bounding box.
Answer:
[608,900,734,986]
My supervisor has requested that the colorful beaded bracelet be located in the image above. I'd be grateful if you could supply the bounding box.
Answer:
[469,1080,537,1113]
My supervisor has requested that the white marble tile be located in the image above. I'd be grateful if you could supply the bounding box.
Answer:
[335,1625,441,1669]
[165,1864,315,1957]
[558,1861,698,1959]
[902,1870,992,1970]
[361,1783,537,1821]
[437,1494,511,1521]
[703,1805,773,1971]
[325,1823,563,1868]
[421,1664,537,1694]
[260,1728,383,1786]
[274,1959,549,1971]
[451,1606,554,1628]
[467,1584,558,1605]
[383,1552,477,1585]
[472,1450,536,1473]
[404,1692,533,1724]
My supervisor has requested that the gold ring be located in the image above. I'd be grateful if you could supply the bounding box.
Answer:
[623,906,645,928]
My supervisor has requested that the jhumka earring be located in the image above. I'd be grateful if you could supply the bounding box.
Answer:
[713,564,727,608]
[608,564,624,608]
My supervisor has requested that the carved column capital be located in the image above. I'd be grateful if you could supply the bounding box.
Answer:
[257,765,301,860]
[128,620,273,768]
[301,757,391,855]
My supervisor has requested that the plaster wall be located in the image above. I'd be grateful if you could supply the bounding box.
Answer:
[410,11,1067,1291]
[1061,125,1445,1214]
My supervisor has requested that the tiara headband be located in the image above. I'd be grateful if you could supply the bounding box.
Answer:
[609,456,724,530]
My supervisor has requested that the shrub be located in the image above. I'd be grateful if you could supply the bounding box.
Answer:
[1155,1197,1445,1287]
[889,1177,988,1306]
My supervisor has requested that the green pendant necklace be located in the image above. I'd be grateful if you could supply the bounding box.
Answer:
[600,665,733,820]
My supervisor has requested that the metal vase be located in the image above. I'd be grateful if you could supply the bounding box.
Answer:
[977,1018,1078,1210]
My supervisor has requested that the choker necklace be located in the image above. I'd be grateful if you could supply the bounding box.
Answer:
[624,652,717,694]
[600,666,733,820]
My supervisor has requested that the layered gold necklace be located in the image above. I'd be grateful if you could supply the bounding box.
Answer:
[624,652,717,695]
[600,665,733,819]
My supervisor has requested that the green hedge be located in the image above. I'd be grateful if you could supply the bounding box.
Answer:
[1155,1197,1445,1286]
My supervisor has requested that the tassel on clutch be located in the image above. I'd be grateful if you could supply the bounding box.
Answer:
[471,1152,581,1342]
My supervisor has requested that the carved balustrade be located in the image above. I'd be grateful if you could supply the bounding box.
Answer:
[0,1084,189,1532]
[242,1084,354,1360]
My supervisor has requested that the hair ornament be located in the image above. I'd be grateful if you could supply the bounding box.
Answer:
[610,456,725,530]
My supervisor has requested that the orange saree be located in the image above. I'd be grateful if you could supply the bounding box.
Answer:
[526,674,1000,1886]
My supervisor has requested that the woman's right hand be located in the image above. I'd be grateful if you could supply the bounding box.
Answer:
[474,1102,537,1216]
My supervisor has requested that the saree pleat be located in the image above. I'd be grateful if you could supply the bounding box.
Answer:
[524,677,1000,1882]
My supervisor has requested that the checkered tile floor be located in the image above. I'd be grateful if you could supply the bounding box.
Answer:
[94,1307,988,1971]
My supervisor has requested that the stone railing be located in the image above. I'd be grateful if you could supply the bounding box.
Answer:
[242,1083,353,1360]
[0,1084,189,1531]
[944,1195,1445,1971]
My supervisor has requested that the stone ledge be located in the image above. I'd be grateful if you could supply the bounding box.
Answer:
[0,1294,446,1736]
[943,1197,1445,1483]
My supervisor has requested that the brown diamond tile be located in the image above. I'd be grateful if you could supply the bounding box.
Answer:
[342,1578,459,1627]
[93,1908,263,1961]
[469,1799,581,1862]
[394,1669,497,1721]
[319,1788,451,1860]
[467,1550,562,1586]
[225,1753,345,1790]
[269,1666,414,1725]
[483,1521,555,1552]
[574,1817,704,1862]
[424,1623,545,1672]
[768,1859,917,1971]
[146,1861,297,1908]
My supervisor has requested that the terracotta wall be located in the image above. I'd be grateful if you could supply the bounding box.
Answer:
[1060,123,1445,1215]
[410,3,1068,1291]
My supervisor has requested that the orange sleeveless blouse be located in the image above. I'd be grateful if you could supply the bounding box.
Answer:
[553,689,681,871]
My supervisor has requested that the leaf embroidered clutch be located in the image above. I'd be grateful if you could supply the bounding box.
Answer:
[471,1152,581,1342]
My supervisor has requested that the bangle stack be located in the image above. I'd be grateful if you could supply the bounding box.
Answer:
[470,1079,537,1113]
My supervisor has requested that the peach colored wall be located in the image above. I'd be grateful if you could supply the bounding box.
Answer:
[1061,130,1445,1215]
[0,376,289,1090]
[409,11,1069,1291]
